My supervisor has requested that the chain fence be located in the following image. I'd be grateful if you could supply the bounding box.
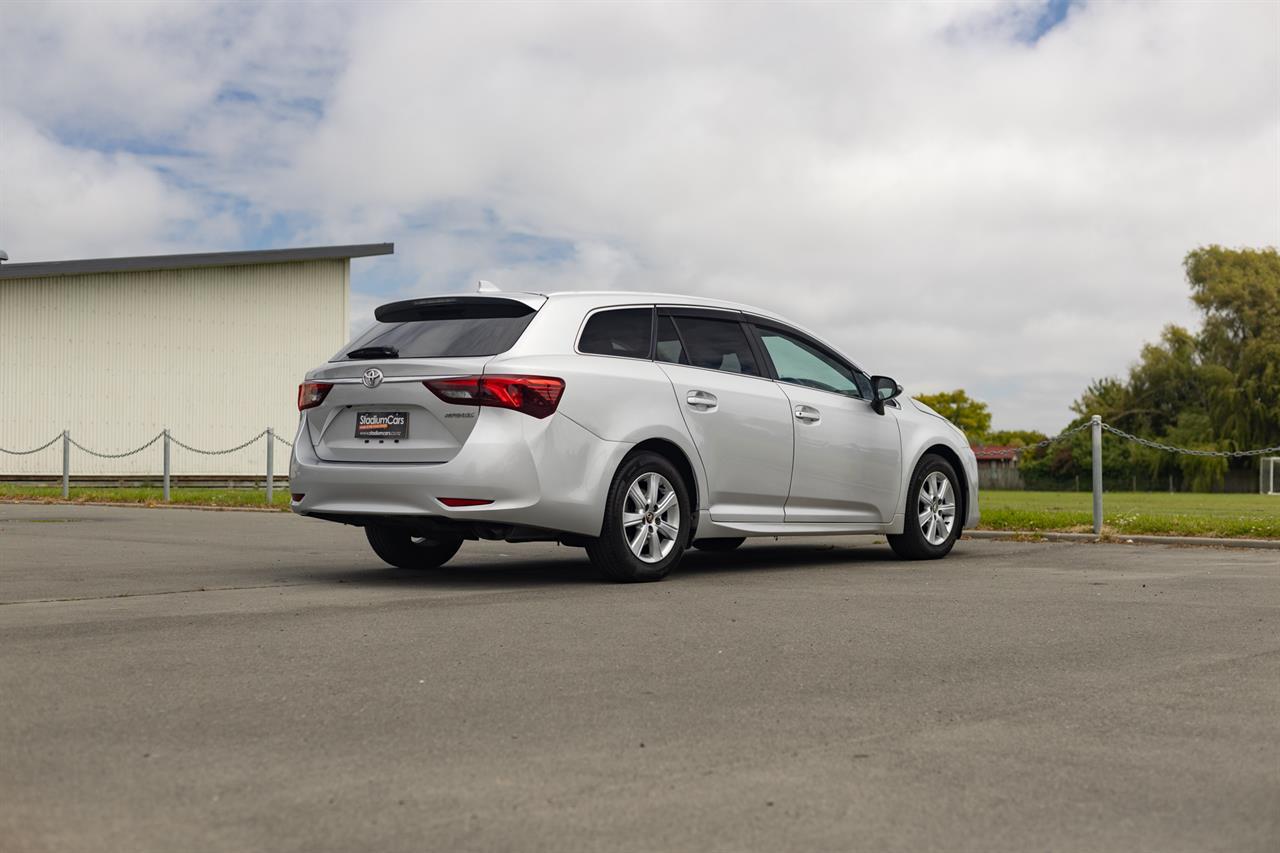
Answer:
[972,421,1280,460]
[68,432,164,459]
[1098,424,1280,459]
[1,428,293,503]
[971,421,1094,461]
[3,419,1278,512]
[170,430,270,456]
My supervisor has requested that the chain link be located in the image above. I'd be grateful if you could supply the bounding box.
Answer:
[3,430,288,459]
[0,434,63,456]
[1100,423,1280,458]
[169,430,269,456]
[972,421,1093,460]
[68,432,164,459]
[973,420,1280,460]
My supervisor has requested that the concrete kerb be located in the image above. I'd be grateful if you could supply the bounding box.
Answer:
[0,498,285,514]
[966,529,1280,550]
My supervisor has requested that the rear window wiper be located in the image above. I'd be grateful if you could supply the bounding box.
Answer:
[346,345,399,360]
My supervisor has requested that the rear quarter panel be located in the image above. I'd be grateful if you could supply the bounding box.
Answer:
[487,302,711,517]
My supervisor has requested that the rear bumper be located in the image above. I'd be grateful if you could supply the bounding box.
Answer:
[289,410,627,538]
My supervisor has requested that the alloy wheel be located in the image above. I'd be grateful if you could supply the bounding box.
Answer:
[622,472,680,564]
[917,471,956,546]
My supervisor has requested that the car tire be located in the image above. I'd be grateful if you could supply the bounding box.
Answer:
[365,525,463,570]
[692,537,746,552]
[586,451,692,582]
[887,453,962,560]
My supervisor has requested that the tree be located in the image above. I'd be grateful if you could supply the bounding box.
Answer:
[914,389,992,438]
[985,429,1048,448]
[1185,245,1280,452]
[1040,245,1280,490]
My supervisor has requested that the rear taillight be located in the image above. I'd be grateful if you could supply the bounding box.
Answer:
[297,382,333,411]
[423,375,565,419]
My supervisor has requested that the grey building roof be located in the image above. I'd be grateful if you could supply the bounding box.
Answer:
[0,243,394,280]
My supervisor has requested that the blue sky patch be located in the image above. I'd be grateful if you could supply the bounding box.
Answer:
[1021,0,1080,44]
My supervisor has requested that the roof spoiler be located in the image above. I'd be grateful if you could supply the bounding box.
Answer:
[374,295,539,323]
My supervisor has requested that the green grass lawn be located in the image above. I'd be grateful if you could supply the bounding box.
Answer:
[979,490,1280,539]
[3,484,1277,539]
[0,484,291,510]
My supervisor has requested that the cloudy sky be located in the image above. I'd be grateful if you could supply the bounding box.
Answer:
[1,0,1276,431]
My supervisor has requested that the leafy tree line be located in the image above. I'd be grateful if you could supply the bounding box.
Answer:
[912,390,1049,450]
[918,246,1280,491]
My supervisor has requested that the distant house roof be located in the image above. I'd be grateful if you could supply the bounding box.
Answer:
[0,243,394,280]
[972,444,1021,462]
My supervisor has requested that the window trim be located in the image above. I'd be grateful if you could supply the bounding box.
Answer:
[656,311,692,367]
[747,318,871,401]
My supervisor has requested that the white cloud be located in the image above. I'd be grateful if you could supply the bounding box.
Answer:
[0,112,210,258]
[1,0,1276,431]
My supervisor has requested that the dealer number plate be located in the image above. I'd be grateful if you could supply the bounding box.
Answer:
[355,411,408,440]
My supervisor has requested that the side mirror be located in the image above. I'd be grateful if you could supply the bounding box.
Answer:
[869,375,902,415]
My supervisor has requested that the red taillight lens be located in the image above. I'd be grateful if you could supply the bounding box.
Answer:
[423,375,565,419]
[298,382,333,411]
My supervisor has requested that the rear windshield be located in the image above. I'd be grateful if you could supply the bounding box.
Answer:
[333,298,536,361]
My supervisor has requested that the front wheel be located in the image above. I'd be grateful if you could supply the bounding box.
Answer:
[586,452,691,582]
[887,454,962,560]
[365,526,463,570]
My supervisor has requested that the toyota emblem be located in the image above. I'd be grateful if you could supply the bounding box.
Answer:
[362,367,384,389]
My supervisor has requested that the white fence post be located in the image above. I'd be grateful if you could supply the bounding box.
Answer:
[266,428,274,504]
[1091,415,1103,535]
[61,430,70,499]
[163,429,171,502]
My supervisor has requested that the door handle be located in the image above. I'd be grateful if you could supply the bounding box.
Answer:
[686,390,718,411]
[794,406,821,423]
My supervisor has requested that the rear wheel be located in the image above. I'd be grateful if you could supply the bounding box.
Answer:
[887,454,962,560]
[692,537,745,552]
[365,526,463,570]
[586,451,691,582]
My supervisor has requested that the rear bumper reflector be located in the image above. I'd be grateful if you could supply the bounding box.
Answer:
[437,498,494,508]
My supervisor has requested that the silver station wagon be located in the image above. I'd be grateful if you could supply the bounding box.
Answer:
[290,289,979,581]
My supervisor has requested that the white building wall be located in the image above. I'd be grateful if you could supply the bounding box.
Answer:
[0,259,350,476]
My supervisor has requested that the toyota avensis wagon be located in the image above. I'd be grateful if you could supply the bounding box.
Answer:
[290,289,979,582]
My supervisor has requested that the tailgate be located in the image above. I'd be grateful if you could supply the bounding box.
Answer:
[304,358,489,463]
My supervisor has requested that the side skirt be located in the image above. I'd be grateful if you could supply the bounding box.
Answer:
[694,511,905,538]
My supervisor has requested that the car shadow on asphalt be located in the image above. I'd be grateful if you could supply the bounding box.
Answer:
[303,540,946,589]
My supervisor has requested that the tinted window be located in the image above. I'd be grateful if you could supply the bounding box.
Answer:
[335,301,536,360]
[578,308,652,358]
[655,315,688,365]
[757,326,865,398]
[670,316,760,376]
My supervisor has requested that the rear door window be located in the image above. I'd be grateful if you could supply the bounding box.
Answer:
[578,308,653,358]
[335,299,536,361]
[668,315,760,376]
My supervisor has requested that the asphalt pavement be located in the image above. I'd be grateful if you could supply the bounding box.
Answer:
[2,503,1277,853]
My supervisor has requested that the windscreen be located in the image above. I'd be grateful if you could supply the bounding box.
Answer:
[332,299,537,361]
